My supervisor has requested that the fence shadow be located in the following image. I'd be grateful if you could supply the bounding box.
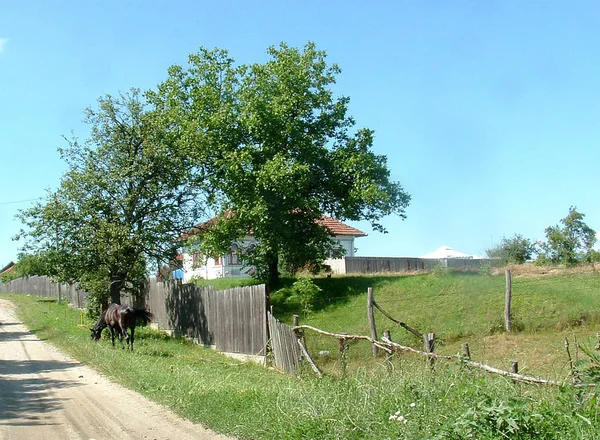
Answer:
[165,281,212,345]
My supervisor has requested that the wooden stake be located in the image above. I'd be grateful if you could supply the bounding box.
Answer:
[423,332,435,369]
[462,343,471,359]
[384,330,393,374]
[338,334,348,377]
[367,287,379,356]
[505,270,512,332]
[297,339,322,378]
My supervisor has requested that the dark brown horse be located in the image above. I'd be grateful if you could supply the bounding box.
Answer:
[90,304,153,351]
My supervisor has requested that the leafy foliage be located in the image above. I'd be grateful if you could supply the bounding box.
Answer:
[16,90,205,305]
[284,277,322,316]
[538,207,597,266]
[575,339,600,384]
[0,253,54,283]
[486,234,538,265]
[149,42,410,286]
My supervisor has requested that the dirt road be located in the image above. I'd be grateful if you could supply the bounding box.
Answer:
[0,299,232,440]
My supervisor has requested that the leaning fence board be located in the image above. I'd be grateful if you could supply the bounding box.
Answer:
[268,312,302,375]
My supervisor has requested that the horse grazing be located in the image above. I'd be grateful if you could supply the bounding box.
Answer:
[90,304,153,351]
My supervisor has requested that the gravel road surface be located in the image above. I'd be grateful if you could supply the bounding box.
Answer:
[0,299,232,440]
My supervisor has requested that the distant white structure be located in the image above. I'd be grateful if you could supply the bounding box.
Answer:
[421,245,474,259]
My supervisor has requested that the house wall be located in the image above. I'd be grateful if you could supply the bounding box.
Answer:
[182,237,256,282]
[182,235,357,281]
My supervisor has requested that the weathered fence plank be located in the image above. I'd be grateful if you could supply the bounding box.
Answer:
[268,312,302,375]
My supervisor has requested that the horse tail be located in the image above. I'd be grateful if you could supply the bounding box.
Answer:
[131,308,153,325]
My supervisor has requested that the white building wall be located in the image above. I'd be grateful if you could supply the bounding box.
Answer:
[182,235,357,281]
[182,237,256,282]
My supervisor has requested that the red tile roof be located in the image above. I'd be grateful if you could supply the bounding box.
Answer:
[317,216,367,237]
[183,214,366,239]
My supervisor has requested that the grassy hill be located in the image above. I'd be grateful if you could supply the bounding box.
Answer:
[272,267,600,379]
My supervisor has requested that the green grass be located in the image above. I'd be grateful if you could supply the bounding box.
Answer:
[4,269,600,439]
[273,270,600,378]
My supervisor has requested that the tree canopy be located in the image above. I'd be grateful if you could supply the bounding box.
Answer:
[150,42,411,286]
[16,90,205,307]
[486,234,538,265]
[538,207,598,266]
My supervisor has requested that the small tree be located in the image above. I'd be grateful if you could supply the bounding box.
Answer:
[16,90,206,307]
[486,234,537,265]
[538,207,597,266]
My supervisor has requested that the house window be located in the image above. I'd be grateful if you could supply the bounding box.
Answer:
[214,256,223,266]
[230,244,241,265]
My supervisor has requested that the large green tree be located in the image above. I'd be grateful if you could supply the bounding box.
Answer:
[149,42,411,286]
[538,207,597,266]
[17,90,205,307]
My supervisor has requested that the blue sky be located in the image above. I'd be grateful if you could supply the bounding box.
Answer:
[1,1,599,265]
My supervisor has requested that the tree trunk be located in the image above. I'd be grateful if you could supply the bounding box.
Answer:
[266,252,280,290]
[109,272,125,305]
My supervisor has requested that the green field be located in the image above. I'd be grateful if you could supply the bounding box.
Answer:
[3,268,600,439]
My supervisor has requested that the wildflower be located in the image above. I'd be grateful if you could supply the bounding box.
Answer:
[410,402,416,408]
[389,412,407,424]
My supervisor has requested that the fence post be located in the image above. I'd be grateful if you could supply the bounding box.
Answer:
[293,314,305,348]
[384,329,393,375]
[367,287,379,356]
[338,333,348,377]
[423,332,435,369]
[505,269,512,332]
[462,343,471,359]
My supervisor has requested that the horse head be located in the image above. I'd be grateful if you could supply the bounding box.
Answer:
[90,327,102,341]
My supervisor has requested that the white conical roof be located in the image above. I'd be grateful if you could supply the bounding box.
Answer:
[421,246,473,259]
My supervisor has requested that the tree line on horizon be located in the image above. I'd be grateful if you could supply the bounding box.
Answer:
[486,206,599,266]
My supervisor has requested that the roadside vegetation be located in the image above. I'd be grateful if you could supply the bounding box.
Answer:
[4,267,600,439]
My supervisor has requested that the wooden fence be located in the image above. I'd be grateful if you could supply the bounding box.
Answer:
[146,279,268,358]
[0,275,90,308]
[344,257,493,274]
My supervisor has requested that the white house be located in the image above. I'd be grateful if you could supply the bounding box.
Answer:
[180,216,366,282]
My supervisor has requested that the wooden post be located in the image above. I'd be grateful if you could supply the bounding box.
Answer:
[505,269,512,332]
[384,329,393,374]
[462,343,471,359]
[338,334,348,378]
[423,332,435,369]
[367,287,379,356]
[511,360,519,374]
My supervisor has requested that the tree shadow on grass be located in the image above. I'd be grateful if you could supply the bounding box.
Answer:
[273,274,423,318]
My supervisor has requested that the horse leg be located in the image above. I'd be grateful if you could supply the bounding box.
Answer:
[109,326,116,347]
[129,326,135,351]
[119,326,126,349]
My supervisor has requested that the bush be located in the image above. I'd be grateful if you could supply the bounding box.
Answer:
[486,234,537,265]
[285,277,322,316]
